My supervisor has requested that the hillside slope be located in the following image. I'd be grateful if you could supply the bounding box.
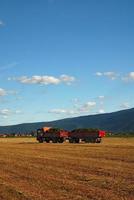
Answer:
[0,108,134,134]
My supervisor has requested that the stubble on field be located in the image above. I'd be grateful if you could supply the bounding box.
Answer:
[0,137,133,200]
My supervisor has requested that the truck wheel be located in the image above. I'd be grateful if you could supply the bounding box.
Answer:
[69,138,74,143]
[75,138,80,143]
[58,138,64,143]
[85,139,90,143]
[52,139,57,143]
[90,138,96,143]
[96,138,101,143]
[39,139,43,143]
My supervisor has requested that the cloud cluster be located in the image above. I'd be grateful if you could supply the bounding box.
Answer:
[60,75,75,85]
[0,109,22,118]
[49,109,77,115]
[49,101,97,116]
[122,72,134,82]
[0,109,11,116]
[9,74,76,85]
[78,101,96,112]
[0,88,18,97]
[48,94,109,117]
[95,71,118,80]
[96,71,134,83]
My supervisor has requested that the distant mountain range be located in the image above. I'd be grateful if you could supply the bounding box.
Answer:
[0,108,134,134]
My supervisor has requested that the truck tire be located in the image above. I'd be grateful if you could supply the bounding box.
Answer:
[45,139,50,143]
[85,139,90,143]
[69,138,74,143]
[39,139,43,143]
[75,138,80,143]
[58,138,64,143]
[90,138,96,143]
[96,138,101,143]
[52,138,58,143]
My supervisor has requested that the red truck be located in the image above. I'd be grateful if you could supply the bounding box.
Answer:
[37,127,69,143]
[68,128,105,143]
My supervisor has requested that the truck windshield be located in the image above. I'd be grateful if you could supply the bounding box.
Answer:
[37,129,43,136]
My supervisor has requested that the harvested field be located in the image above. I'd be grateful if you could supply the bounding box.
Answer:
[0,137,133,200]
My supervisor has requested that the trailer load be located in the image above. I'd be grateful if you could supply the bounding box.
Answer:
[37,127,69,143]
[68,128,105,143]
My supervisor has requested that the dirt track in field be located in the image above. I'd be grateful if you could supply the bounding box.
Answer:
[0,137,133,200]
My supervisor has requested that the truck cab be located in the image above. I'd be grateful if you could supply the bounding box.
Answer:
[37,128,44,143]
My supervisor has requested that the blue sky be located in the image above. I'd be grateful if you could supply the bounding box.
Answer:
[0,0,134,125]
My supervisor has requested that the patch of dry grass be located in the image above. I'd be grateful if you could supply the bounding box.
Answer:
[0,137,133,200]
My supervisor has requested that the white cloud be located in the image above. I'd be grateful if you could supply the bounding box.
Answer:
[129,72,134,80]
[122,72,134,82]
[48,99,96,115]
[98,95,105,99]
[98,95,105,105]
[83,101,96,108]
[95,71,118,80]
[49,109,66,114]
[60,74,75,84]
[0,109,22,118]
[9,74,76,85]
[0,88,19,97]
[98,109,105,114]
[78,101,96,113]
[49,109,78,115]
[96,71,134,82]
[0,20,5,26]
[95,72,103,76]
[103,72,117,80]
[49,101,96,116]
[120,102,130,109]
[15,110,22,114]
[0,109,11,116]
[18,75,60,85]
[0,88,7,96]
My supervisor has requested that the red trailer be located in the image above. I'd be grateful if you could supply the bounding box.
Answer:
[68,128,106,143]
[37,127,69,143]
